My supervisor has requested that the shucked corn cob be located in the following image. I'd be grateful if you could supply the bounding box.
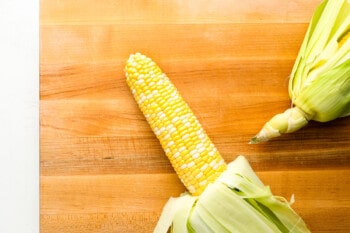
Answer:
[125,53,310,233]
[125,52,226,196]
[125,53,311,233]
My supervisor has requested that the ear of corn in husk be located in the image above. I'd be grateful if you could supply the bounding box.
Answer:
[125,53,311,233]
[250,0,350,144]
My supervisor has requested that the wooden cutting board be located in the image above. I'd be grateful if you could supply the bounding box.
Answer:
[40,0,350,232]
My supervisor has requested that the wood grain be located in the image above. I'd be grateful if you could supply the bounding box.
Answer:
[40,0,350,232]
[40,0,320,25]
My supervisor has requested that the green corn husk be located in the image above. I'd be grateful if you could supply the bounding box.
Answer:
[154,156,311,233]
[250,0,350,144]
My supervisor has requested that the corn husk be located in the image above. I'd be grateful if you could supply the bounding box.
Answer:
[154,156,311,233]
[251,0,350,143]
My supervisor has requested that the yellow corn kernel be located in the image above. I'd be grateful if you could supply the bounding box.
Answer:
[125,53,226,196]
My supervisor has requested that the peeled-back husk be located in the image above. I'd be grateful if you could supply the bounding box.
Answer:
[154,156,311,233]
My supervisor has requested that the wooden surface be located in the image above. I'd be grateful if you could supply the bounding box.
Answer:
[40,0,350,232]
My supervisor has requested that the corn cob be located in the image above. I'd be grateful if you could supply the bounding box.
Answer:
[125,53,226,196]
[125,53,311,233]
